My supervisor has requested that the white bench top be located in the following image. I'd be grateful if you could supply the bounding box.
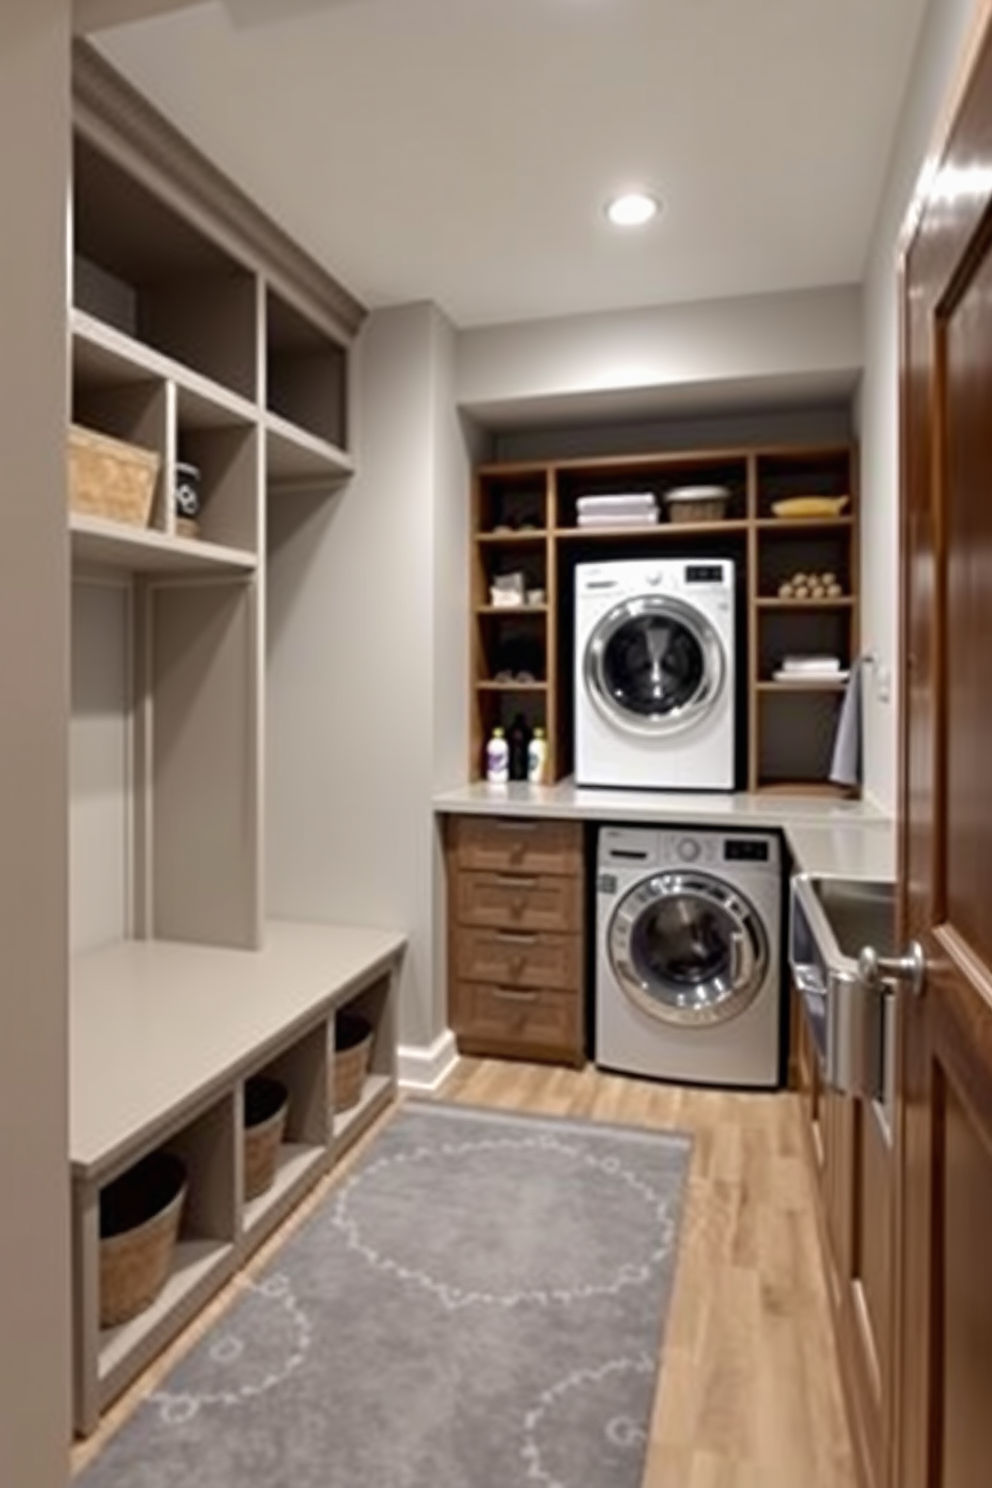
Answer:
[70,919,406,1182]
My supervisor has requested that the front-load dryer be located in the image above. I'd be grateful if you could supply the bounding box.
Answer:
[595,825,782,1088]
[574,558,735,790]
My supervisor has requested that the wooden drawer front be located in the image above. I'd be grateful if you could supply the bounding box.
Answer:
[450,816,582,877]
[454,927,580,991]
[456,872,581,933]
[453,982,580,1054]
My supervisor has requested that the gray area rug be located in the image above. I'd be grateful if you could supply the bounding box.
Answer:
[78,1101,691,1488]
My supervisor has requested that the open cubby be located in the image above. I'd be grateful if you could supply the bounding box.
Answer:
[475,610,547,683]
[472,689,548,778]
[757,689,848,792]
[555,454,750,529]
[95,1093,238,1395]
[174,419,261,554]
[757,530,853,598]
[755,449,852,518]
[266,287,348,449]
[758,609,853,682]
[331,974,397,1147]
[74,139,259,401]
[476,468,549,534]
[72,376,171,535]
[475,545,547,607]
[241,1019,329,1245]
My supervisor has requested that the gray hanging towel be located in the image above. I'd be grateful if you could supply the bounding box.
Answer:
[829,655,864,789]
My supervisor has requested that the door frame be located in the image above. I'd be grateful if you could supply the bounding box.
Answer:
[893,8,992,1487]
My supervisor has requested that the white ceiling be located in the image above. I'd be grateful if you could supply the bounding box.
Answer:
[94,0,929,328]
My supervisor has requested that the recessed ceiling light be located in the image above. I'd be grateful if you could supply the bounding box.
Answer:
[605,192,660,227]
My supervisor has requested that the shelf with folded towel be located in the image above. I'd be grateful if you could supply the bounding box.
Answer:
[556,518,751,539]
[757,679,849,692]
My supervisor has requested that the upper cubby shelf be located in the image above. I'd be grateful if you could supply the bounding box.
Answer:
[755,448,852,520]
[266,288,348,455]
[72,310,258,430]
[73,136,259,403]
[555,452,750,529]
[72,40,366,504]
[266,415,355,489]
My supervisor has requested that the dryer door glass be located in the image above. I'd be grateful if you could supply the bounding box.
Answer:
[586,595,725,736]
[608,872,768,1026]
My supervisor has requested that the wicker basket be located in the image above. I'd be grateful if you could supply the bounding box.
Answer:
[663,486,731,524]
[68,423,159,528]
[333,1013,373,1113]
[243,1076,289,1201]
[99,1151,187,1328]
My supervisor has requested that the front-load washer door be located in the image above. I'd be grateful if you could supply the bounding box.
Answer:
[584,594,726,737]
[608,871,768,1027]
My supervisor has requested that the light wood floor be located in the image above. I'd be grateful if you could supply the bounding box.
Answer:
[72,1059,856,1487]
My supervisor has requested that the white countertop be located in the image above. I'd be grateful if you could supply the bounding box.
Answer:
[70,919,406,1181]
[433,780,897,881]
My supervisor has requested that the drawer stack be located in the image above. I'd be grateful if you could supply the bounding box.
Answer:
[446,816,585,1067]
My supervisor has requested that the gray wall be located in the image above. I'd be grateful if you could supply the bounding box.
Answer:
[858,0,983,812]
[0,3,72,1486]
[493,405,853,466]
[457,285,862,427]
[267,302,473,1054]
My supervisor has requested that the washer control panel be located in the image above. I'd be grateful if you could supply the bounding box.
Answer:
[658,833,719,866]
[656,831,779,870]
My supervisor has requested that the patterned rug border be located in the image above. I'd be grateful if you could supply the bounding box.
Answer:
[399,1096,695,1154]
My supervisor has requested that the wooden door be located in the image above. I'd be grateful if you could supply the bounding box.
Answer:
[898,17,992,1487]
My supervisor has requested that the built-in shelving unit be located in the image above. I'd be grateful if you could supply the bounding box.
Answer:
[470,443,858,794]
[70,924,404,1435]
[67,43,401,1440]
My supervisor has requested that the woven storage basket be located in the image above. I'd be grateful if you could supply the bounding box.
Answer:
[663,486,730,524]
[243,1076,289,1201]
[333,1013,374,1113]
[68,423,159,528]
[99,1151,187,1328]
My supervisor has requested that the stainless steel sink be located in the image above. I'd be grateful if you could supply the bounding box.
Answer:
[790,874,898,1121]
[796,876,897,965]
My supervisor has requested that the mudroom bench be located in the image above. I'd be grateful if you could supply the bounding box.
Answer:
[69,920,406,1436]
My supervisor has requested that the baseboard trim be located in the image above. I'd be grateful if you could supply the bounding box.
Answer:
[397,1029,459,1092]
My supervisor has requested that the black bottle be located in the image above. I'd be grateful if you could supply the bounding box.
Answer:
[507,713,531,782]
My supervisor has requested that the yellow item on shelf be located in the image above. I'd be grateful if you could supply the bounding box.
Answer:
[770,494,850,518]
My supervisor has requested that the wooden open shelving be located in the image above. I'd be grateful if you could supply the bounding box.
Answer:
[469,443,859,795]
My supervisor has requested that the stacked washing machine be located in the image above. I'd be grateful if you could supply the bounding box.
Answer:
[572,558,782,1088]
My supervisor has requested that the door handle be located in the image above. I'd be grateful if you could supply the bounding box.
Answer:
[858,940,926,998]
[730,931,745,985]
